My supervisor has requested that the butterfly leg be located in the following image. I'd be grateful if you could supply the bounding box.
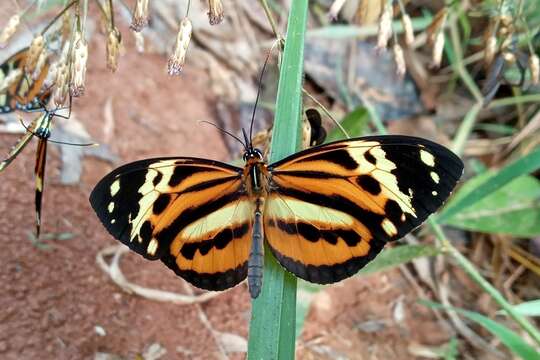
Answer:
[248,197,265,299]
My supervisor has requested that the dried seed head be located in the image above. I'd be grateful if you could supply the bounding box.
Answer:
[167,18,192,76]
[32,50,49,81]
[131,0,149,32]
[328,0,347,21]
[53,61,69,107]
[431,31,445,68]
[376,2,393,50]
[393,44,406,77]
[25,35,45,74]
[52,43,71,106]
[106,27,122,72]
[0,68,22,93]
[61,12,71,42]
[484,35,497,67]
[529,54,539,85]
[69,31,88,97]
[208,0,224,25]
[0,14,20,48]
[133,31,145,53]
[401,14,414,46]
[427,8,447,45]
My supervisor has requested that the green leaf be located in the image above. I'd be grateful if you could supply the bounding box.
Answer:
[443,173,540,236]
[325,107,369,142]
[420,300,540,359]
[248,1,308,358]
[306,17,433,39]
[438,147,540,223]
[502,300,540,317]
[358,244,439,276]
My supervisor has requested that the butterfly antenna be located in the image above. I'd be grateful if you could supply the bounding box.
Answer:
[248,47,275,147]
[199,120,247,150]
[18,117,98,147]
[242,128,251,151]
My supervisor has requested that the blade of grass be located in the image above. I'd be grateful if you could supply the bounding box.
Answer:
[438,146,540,223]
[248,0,308,358]
[421,300,540,359]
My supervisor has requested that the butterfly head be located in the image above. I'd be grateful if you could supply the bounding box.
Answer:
[243,147,263,163]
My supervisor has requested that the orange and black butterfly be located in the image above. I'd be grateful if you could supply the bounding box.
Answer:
[90,126,463,298]
[0,47,51,114]
[0,101,71,237]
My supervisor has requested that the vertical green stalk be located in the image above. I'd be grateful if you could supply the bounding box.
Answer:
[248,0,308,358]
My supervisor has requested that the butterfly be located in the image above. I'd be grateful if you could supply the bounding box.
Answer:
[0,47,51,114]
[0,101,71,237]
[90,129,463,298]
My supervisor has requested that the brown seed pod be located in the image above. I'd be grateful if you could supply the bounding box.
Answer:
[69,31,88,97]
[208,0,224,25]
[131,0,149,32]
[0,14,20,48]
[376,2,393,50]
[167,18,192,76]
[106,27,122,72]
[25,35,45,74]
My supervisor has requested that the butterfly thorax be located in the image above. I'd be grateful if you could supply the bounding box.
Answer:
[242,148,269,198]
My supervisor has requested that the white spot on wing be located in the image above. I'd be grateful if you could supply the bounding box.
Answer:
[382,218,397,236]
[432,190,438,196]
[420,150,435,167]
[431,171,440,184]
[110,179,120,196]
[147,238,159,256]
[108,202,114,213]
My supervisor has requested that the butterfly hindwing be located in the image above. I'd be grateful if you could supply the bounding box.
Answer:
[89,158,253,291]
[264,135,463,284]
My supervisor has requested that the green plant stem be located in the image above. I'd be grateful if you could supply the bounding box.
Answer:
[40,0,77,35]
[248,0,308,358]
[432,6,540,348]
[451,102,481,155]
[302,88,350,138]
[430,220,540,347]
[488,94,540,109]
[259,0,283,43]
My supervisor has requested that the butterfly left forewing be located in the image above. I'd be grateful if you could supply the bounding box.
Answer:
[264,135,463,284]
[90,158,253,291]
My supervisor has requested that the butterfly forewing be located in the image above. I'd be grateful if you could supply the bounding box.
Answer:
[90,158,253,291]
[264,135,463,284]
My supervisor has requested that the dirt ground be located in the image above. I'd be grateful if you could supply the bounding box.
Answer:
[0,19,455,360]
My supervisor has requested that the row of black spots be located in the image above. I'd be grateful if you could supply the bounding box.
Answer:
[179,223,250,261]
[269,235,385,285]
[275,187,392,243]
[269,218,363,247]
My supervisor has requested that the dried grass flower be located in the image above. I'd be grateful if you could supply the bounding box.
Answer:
[167,18,192,76]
